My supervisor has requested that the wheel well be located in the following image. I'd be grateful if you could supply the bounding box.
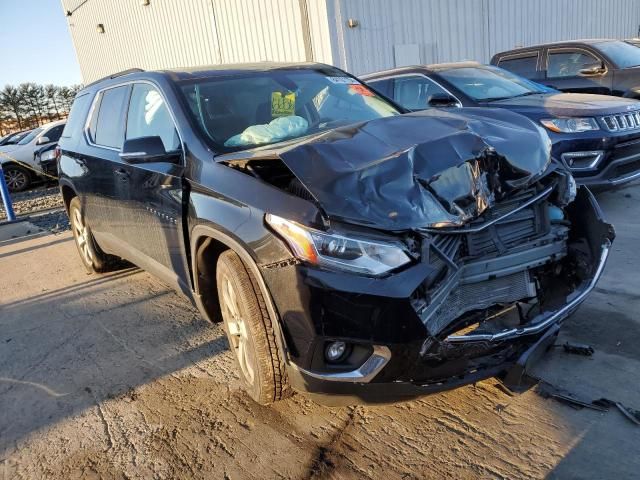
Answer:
[194,235,230,323]
[61,185,76,213]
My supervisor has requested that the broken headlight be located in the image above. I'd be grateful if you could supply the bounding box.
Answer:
[266,214,411,276]
[540,117,599,133]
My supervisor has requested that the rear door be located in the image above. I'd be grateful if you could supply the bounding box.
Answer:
[79,84,132,247]
[494,50,543,81]
[117,81,191,294]
[543,47,613,94]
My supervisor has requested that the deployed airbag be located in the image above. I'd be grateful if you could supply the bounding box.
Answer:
[225,116,309,147]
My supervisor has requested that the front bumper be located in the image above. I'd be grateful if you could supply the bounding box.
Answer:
[552,132,640,188]
[262,188,613,403]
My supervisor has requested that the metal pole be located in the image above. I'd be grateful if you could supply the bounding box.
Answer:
[0,164,16,222]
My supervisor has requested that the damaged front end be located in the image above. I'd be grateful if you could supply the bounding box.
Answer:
[221,108,614,401]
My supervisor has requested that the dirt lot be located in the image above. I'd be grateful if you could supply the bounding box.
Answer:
[1,185,640,479]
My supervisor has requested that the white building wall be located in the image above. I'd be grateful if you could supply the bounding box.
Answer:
[329,0,640,75]
[62,0,640,83]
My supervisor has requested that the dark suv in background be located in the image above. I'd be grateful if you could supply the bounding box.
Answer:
[492,39,640,98]
[364,62,640,188]
[57,63,612,405]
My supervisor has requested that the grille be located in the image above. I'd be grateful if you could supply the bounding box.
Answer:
[426,270,536,336]
[464,196,549,257]
[601,111,640,132]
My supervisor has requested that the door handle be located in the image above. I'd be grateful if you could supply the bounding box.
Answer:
[114,168,130,181]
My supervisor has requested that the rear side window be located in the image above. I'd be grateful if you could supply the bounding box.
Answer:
[44,125,64,143]
[547,50,600,78]
[91,85,130,149]
[61,94,91,139]
[497,54,539,77]
[126,84,180,151]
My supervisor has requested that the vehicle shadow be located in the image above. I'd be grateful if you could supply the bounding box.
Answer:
[0,266,228,456]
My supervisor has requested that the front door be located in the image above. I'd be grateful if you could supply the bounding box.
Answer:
[118,82,191,294]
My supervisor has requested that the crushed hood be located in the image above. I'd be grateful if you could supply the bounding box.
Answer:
[221,108,552,230]
[484,92,640,116]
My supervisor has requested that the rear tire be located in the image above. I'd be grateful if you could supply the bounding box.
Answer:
[69,197,118,274]
[216,250,288,404]
[3,164,30,192]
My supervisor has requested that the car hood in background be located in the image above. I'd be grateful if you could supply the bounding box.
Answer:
[484,92,640,116]
[221,108,552,231]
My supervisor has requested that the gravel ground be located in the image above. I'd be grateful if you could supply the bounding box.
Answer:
[0,185,69,232]
[1,184,640,479]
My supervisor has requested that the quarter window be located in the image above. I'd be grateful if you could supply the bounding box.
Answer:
[547,50,601,78]
[497,54,539,77]
[92,85,130,148]
[126,84,180,152]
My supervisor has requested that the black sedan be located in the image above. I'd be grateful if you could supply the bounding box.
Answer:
[363,62,640,188]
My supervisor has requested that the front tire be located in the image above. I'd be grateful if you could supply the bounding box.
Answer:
[216,250,288,404]
[3,164,30,192]
[69,197,118,274]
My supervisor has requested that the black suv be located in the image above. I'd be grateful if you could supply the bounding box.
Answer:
[492,39,640,98]
[58,64,613,405]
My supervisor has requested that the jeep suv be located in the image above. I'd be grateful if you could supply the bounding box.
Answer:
[58,64,613,405]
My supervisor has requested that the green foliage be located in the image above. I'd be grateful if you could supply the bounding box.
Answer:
[0,83,82,136]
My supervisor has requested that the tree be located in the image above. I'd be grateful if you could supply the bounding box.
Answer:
[0,81,82,135]
[0,85,25,129]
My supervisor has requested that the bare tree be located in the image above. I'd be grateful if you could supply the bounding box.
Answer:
[0,85,25,129]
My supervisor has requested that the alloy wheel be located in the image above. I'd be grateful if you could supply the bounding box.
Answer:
[221,277,256,385]
[72,207,94,266]
[4,168,27,191]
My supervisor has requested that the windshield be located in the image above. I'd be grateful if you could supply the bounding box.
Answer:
[437,65,552,101]
[594,40,640,69]
[179,68,400,151]
[17,128,43,145]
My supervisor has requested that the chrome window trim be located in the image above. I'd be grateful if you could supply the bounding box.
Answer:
[367,72,463,108]
[83,79,185,162]
[545,46,608,79]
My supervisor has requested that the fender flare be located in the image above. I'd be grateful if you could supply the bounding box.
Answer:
[190,223,291,361]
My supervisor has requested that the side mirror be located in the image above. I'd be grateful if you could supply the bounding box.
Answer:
[36,136,50,145]
[119,136,180,164]
[427,93,459,108]
[579,62,605,76]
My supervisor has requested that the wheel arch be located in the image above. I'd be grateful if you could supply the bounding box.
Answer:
[60,182,77,213]
[190,224,288,360]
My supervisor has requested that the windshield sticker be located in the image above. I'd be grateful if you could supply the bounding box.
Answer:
[271,91,296,117]
[327,76,359,85]
[349,84,374,96]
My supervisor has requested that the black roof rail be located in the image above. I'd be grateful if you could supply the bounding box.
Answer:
[84,68,145,89]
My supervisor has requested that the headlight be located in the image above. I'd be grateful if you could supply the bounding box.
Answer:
[540,117,599,133]
[265,214,411,276]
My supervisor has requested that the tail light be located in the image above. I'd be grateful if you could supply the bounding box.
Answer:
[54,145,61,162]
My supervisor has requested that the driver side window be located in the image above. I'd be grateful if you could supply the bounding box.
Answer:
[126,84,180,151]
[391,75,449,110]
[547,50,601,78]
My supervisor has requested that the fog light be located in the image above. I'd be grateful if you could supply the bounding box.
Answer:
[325,341,347,363]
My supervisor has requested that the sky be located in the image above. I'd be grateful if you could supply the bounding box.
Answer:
[0,0,83,87]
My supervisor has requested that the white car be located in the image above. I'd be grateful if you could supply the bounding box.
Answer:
[0,120,65,192]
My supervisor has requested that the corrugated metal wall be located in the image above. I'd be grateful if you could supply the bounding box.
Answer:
[62,0,640,82]
[62,0,312,82]
[329,0,640,75]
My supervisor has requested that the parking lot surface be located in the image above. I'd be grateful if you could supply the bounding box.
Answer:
[1,185,640,479]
